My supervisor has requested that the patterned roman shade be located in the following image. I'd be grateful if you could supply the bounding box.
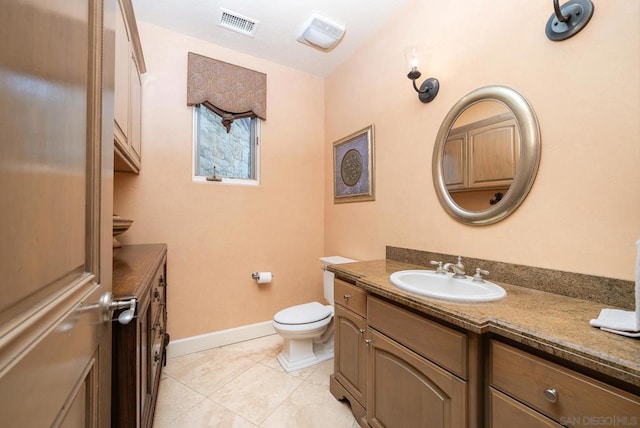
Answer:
[187,52,267,132]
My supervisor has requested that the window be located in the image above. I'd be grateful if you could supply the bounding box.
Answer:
[193,104,260,184]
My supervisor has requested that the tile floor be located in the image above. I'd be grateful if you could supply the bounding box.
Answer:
[153,334,359,427]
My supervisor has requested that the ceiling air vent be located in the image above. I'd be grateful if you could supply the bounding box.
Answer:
[218,8,259,37]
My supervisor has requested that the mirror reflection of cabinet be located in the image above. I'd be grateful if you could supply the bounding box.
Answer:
[444,113,520,193]
[432,86,540,226]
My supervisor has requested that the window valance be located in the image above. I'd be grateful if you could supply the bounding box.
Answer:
[187,52,266,132]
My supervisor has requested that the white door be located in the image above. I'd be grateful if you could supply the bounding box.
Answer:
[0,0,115,426]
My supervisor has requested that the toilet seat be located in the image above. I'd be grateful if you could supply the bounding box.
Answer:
[274,302,332,325]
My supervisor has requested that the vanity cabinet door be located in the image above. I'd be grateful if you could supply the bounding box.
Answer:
[367,329,467,428]
[334,304,367,406]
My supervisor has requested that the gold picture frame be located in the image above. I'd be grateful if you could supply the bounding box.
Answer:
[333,125,375,203]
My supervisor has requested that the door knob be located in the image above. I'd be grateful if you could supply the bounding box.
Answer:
[99,292,137,325]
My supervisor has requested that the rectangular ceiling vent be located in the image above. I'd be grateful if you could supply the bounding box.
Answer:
[218,8,259,37]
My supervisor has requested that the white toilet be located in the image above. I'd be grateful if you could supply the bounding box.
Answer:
[272,256,356,372]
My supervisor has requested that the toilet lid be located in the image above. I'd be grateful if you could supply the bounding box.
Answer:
[274,302,332,325]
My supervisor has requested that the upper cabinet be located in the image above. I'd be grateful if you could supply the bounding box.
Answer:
[114,0,146,174]
[444,113,520,192]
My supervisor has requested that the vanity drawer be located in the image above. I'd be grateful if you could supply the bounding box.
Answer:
[489,387,562,428]
[367,296,467,379]
[335,279,367,317]
[490,340,640,424]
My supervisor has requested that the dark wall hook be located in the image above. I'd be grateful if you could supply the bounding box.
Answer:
[546,0,594,41]
[553,0,570,23]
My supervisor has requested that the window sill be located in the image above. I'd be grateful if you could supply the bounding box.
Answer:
[192,175,260,186]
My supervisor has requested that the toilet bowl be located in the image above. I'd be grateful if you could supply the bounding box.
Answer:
[272,256,356,372]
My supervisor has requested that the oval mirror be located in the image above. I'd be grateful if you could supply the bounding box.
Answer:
[432,86,540,225]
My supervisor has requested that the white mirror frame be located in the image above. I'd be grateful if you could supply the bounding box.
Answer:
[432,86,541,225]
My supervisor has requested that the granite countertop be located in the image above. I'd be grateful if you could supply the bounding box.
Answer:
[329,259,640,388]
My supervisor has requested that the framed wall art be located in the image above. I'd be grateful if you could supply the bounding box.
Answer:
[333,125,375,203]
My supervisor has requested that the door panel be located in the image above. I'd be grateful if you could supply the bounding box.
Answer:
[0,0,89,316]
[0,0,114,426]
[367,329,467,428]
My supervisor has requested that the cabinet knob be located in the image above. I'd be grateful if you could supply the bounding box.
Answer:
[543,388,559,403]
[343,294,351,301]
[154,351,161,363]
[364,339,372,345]
[159,275,165,287]
[154,289,160,300]
[359,329,366,335]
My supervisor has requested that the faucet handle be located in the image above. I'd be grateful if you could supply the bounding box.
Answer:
[430,260,447,274]
[472,268,489,283]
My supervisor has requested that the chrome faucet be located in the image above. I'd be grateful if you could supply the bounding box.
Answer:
[429,260,448,275]
[443,256,466,279]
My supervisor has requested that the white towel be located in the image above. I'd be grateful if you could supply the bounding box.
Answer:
[590,308,639,331]
[589,240,640,338]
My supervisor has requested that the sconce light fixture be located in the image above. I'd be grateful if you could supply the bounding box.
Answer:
[406,49,439,103]
[545,0,594,41]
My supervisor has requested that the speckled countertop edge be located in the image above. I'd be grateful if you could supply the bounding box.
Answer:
[329,259,640,388]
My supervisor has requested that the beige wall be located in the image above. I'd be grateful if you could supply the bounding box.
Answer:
[117,1,639,340]
[114,23,326,339]
[325,0,640,280]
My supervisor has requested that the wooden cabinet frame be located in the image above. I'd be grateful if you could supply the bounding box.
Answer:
[114,0,146,173]
[112,244,168,428]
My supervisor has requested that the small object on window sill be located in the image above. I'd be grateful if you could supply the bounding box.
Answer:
[206,166,223,182]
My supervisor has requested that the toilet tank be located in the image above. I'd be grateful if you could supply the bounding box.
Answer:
[320,256,357,304]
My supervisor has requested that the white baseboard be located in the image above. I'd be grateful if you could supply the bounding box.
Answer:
[166,321,276,359]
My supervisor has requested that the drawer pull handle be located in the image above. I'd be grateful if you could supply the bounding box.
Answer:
[543,388,559,403]
[343,294,351,301]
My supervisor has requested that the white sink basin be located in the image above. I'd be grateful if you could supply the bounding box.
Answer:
[389,270,506,303]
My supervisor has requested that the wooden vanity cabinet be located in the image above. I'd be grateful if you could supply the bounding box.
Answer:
[331,280,368,425]
[489,340,640,427]
[114,0,146,174]
[112,244,168,428]
[331,282,473,428]
[366,296,468,428]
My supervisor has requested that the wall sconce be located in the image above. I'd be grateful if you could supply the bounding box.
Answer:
[405,48,439,103]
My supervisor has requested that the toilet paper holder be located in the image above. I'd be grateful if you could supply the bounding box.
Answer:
[251,272,274,280]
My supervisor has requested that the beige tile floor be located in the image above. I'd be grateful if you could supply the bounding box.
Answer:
[153,334,359,427]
